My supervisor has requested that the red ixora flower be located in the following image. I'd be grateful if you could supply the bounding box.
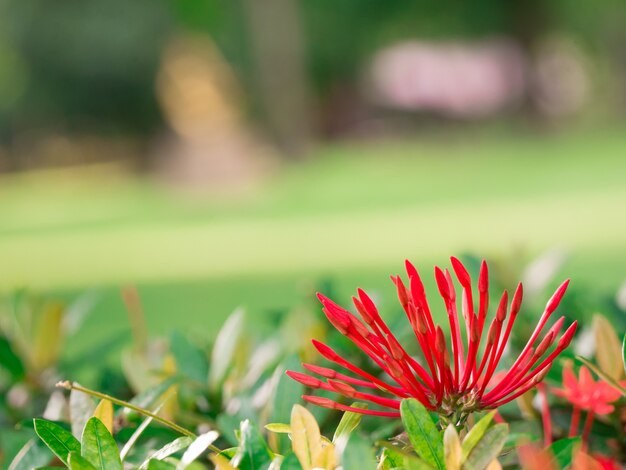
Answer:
[552,364,622,415]
[551,363,623,442]
[287,257,577,424]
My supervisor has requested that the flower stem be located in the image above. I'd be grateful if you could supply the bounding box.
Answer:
[537,383,552,446]
[569,406,581,437]
[582,410,595,449]
[56,381,196,439]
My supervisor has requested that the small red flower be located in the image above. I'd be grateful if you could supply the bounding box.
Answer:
[288,257,577,424]
[552,365,622,415]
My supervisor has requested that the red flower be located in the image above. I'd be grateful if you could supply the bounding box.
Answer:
[551,363,623,444]
[288,257,577,424]
[552,365,622,415]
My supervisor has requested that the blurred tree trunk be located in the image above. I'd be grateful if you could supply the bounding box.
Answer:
[241,0,312,157]
[508,0,551,116]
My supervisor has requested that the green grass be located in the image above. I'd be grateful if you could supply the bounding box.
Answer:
[1,127,625,360]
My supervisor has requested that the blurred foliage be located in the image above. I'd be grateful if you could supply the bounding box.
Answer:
[2,252,626,467]
[0,0,624,147]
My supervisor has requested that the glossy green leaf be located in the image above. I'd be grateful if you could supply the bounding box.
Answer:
[7,438,52,470]
[177,431,219,469]
[0,336,25,380]
[170,331,209,383]
[208,308,245,390]
[332,402,367,444]
[461,411,496,460]
[140,437,193,469]
[400,399,445,470]
[34,418,81,465]
[81,417,122,470]
[231,419,273,470]
[342,433,377,470]
[68,451,97,470]
[462,423,508,470]
[549,437,581,469]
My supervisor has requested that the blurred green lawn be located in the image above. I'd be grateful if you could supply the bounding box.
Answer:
[0,128,625,355]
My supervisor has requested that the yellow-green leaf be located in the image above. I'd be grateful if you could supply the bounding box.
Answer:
[93,400,114,435]
[210,453,237,470]
[290,404,322,470]
[593,314,623,381]
[265,423,292,433]
[462,423,508,470]
[332,402,367,444]
[461,411,496,460]
[444,425,463,470]
[313,443,336,470]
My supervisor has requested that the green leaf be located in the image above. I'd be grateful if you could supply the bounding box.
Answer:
[404,456,437,470]
[549,437,581,469]
[576,356,626,396]
[461,411,496,460]
[270,355,304,453]
[332,402,367,444]
[400,399,445,470]
[231,419,273,470]
[0,336,25,380]
[622,333,626,376]
[140,437,193,469]
[342,433,377,470]
[462,423,508,470]
[208,309,245,390]
[379,447,407,470]
[170,331,209,383]
[68,451,97,470]
[81,417,122,470]
[280,452,304,470]
[177,431,219,469]
[34,418,82,465]
[7,438,52,470]
[146,460,177,470]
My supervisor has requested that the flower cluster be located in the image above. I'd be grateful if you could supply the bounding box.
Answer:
[288,257,577,425]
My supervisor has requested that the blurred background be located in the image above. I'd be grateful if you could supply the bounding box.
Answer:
[0,0,625,359]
